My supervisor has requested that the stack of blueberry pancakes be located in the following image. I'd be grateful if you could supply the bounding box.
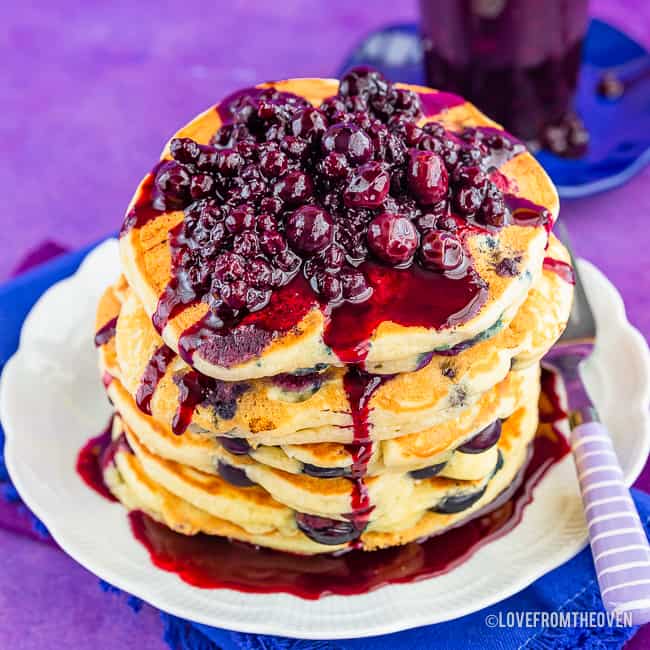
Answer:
[95,69,573,554]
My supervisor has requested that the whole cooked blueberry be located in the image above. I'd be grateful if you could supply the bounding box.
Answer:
[314,272,343,302]
[244,257,273,289]
[340,267,372,302]
[225,204,255,233]
[276,247,302,274]
[189,174,214,200]
[343,162,390,209]
[420,231,464,271]
[214,252,246,282]
[295,512,364,545]
[458,420,502,454]
[339,66,389,98]
[291,107,328,140]
[407,150,448,205]
[274,170,313,205]
[302,463,350,479]
[285,205,334,254]
[410,462,447,479]
[216,436,250,456]
[280,135,310,160]
[259,148,288,178]
[217,461,256,487]
[367,212,418,266]
[220,280,249,310]
[215,148,244,176]
[232,231,260,257]
[318,243,345,274]
[320,151,350,178]
[154,160,191,207]
[320,95,347,122]
[432,485,487,514]
[322,123,373,165]
[478,183,509,227]
[259,229,287,255]
[169,137,200,163]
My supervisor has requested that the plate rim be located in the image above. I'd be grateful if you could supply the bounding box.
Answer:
[2,240,649,640]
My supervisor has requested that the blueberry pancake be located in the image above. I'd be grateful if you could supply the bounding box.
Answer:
[104,356,536,481]
[100,235,571,445]
[104,397,537,553]
[94,67,573,557]
[119,75,558,382]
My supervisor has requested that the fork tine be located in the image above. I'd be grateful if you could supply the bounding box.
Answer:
[555,223,597,341]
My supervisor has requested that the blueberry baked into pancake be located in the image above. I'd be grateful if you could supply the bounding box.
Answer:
[94,67,573,554]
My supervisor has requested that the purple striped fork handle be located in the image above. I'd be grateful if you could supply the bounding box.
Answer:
[572,421,650,625]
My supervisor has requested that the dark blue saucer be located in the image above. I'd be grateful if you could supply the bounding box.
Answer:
[338,19,650,198]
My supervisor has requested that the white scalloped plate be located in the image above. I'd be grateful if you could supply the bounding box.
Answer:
[2,239,649,640]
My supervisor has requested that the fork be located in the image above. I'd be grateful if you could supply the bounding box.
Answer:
[544,225,650,625]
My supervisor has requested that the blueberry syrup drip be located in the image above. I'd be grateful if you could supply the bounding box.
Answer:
[94,317,118,347]
[506,195,552,232]
[119,164,166,236]
[418,91,464,116]
[121,67,550,370]
[172,371,208,435]
[176,275,316,368]
[341,368,395,532]
[322,261,489,364]
[171,370,249,435]
[124,368,569,598]
[76,418,133,502]
[135,344,176,416]
[134,343,249,435]
[543,257,575,285]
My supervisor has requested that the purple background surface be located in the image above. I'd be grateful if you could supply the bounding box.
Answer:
[1,1,649,648]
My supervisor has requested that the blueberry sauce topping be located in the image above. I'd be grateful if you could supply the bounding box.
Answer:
[135,344,176,415]
[172,370,249,435]
[341,368,396,532]
[134,344,248,434]
[76,419,118,502]
[543,257,575,285]
[121,67,548,369]
[83,369,570,592]
[94,317,118,347]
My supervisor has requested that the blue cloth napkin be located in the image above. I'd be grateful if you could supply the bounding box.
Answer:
[0,241,644,650]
